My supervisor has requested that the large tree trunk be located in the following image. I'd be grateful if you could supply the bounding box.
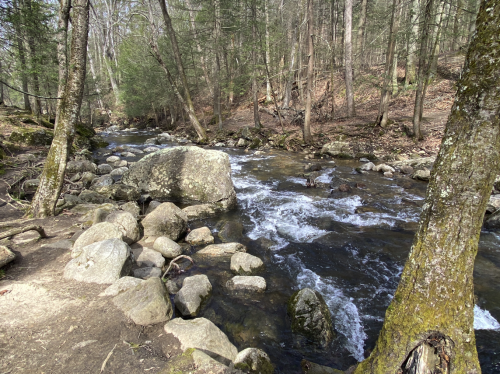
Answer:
[354,0,500,372]
[29,0,89,218]
[303,0,314,143]
[405,0,420,86]
[24,0,42,115]
[344,0,355,117]
[157,0,207,141]
[355,0,367,69]
[375,0,401,128]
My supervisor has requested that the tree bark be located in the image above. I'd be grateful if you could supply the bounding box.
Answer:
[213,0,223,129]
[55,0,71,129]
[344,0,355,117]
[405,0,420,86]
[354,1,500,372]
[12,0,32,112]
[265,0,271,102]
[303,0,314,143]
[157,0,207,141]
[283,21,298,109]
[251,0,261,129]
[29,0,89,218]
[356,0,367,68]
[24,0,42,115]
[452,0,463,50]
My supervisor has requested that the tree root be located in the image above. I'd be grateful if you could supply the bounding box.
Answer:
[161,255,194,279]
[0,225,47,240]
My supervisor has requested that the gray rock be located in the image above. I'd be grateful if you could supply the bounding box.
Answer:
[94,184,140,201]
[64,238,132,284]
[174,274,212,317]
[218,221,243,243]
[127,148,144,155]
[0,245,16,268]
[390,156,436,170]
[66,160,97,174]
[106,155,120,163]
[300,359,344,374]
[113,277,172,325]
[133,266,162,279]
[78,203,119,225]
[79,190,112,204]
[234,348,274,374]
[143,146,160,153]
[110,167,129,176]
[185,227,214,245]
[158,348,233,374]
[23,179,39,193]
[142,202,188,240]
[237,138,248,147]
[121,152,136,158]
[166,279,180,294]
[485,209,500,230]
[80,172,96,188]
[226,276,266,293]
[384,171,393,178]
[105,211,141,244]
[100,276,144,297]
[97,164,113,175]
[146,200,162,214]
[182,204,218,221]
[360,162,375,171]
[122,146,236,210]
[359,158,370,162]
[304,163,322,172]
[72,222,123,257]
[164,318,238,364]
[91,175,114,189]
[412,168,431,181]
[400,165,414,175]
[320,142,353,158]
[144,138,159,145]
[197,243,246,256]
[153,236,183,258]
[132,246,165,268]
[120,201,141,218]
[114,160,128,168]
[287,288,334,346]
[374,164,395,173]
[230,253,264,275]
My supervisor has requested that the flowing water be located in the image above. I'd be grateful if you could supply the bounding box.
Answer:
[98,130,500,373]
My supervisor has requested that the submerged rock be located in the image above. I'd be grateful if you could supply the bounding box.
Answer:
[226,276,266,293]
[217,221,243,243]
[287,288,334,346]
[122,146,236,210]
[174,274,212,317]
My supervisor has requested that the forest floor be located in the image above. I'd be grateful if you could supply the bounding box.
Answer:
[0,53,465,373]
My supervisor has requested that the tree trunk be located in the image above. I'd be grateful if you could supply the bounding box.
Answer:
[303,0,314,143]
[0,61,3,105]
[429,0,445,82]
[12,0,32,112]
[356,0,367,69]
[157,0,207,141]
[251,0,261,129]
[55,0,71,129]
[265,0,271,102]
[375,0,401,128]
[405,0,420,86]
[283,21,298,109]
[452,0,463,50]
[29,0,89,218]
[344,0,355,117]
[213,0,223,129]
[24,0,42,115]
[354,1,500,372]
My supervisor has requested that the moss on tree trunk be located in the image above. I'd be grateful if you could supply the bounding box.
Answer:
[354,1,500,372]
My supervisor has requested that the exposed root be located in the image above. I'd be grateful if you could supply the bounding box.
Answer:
[0,225,48,240]
[161,255,194,279]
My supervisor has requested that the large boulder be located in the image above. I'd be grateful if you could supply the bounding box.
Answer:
[182,204,218,221]
[174,274,212,317]
[93,184,140,201]
[230,253,264,275]
[105,211,141,244]
[197,243,246,256]
[164,318,238,364]
[64,238,132,284]
[153,236,183,258]
[0,246,16,268]
[113,277,173,325]
[132,246,165,268]
[185,227,214,245]
[66,160,97,174]
[226,276,266,293]
[142,202,188,240]
[234,348,274,374]
[72,222,123,257]
[287,288,334,346]
[320,142,353,158]
[158,348,233,374]
[122,146,236,210]
[100,276,144,297]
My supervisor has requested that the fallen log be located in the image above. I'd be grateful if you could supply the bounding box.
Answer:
[0,225,47,240]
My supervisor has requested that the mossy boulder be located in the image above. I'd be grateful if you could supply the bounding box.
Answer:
[234,348,274,374]
[9,128,53,146]
[287,288,335,346]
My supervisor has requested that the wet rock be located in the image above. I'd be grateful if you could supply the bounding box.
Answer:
[320,142,353,158]
[360,162,375,171]
[100,276,143,297]
[359,157,370,162]
[132,246,165,268]
[164,318,238,364]
[120,201,141,218]
[144,137,159,145]
[301,359,344,374]
[166,279,181,294]
[384,171,393,178]
[122,146,236,210]
[110,167,129,176]
[218,221,244,243]
[72,222,123,257]
[94,184,141,201]
[253,237,276,250]
[113,277,172,325]
[400,165,414,175]
[374,164,395,173]
[64,238,132,284]
[106,155,120,163]
[412,168,431,181]
[0,246,16,268]
[338,184,352,192]
[234,348,274,374]
[133,266,162,279]
[287,288,334,346]
[114,160,128,168]
[230,253,264,275]
[174,274,212,317]
[197,243,246,256]
[182,204,218,220]
[186,227,214,245]
[121,152,136,158]
[304,163,322,172]
[79,190,112,204]
[66,160,97,174]
[226,276,266,293]
[153,236,183,258]
[142,202,188,240]
[105,211,141,244]
[97,164,113,175]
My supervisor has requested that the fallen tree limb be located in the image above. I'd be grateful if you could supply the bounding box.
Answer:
[0,225,47,240]
[0,218,38,229]
[162,255,194,279]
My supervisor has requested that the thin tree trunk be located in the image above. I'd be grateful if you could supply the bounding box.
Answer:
[452,0,463,50]
[375,0,401,128]
[405,0,419,86]
[157,0,207,140]
[29,0,89,218]
[354,2,499,372]
[283,22,298,109]
[344,0,355,117]
[303,0,314,143]
[55,0,71,129]
[356,0,367,68]
[213,0,223,129]
[265,0,271,102]
[0,61,3,105]
[251,0,261,129]
[88,46,104,109]
[12,0,31,112]
[24,0,42,115]
[429,0,445,81]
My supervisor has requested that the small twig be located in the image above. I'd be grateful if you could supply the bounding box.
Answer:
[162,255,194,279]
[64,179,81,186]
[0,225,48,240]
[100,343,117,372]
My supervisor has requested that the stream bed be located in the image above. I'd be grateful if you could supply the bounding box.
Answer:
[97,130,500,373]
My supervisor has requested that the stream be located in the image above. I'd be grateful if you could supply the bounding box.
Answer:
[97,129,500,373]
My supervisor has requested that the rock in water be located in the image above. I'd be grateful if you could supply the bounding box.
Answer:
[122,146,236,210]
[174,274,212,317]
[226,276,266,293]
[142,202,188,240]
[185,227,214,245]
[164,318,238,364]
[287,288,334,346]
[230,253,264,275]
[197,243,246,256]
[113,277,172,325]
[234,348,274,374]
[64,238,132,284]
